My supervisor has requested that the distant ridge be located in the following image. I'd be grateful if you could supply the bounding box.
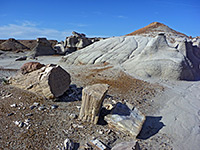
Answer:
[126,22,188,37]
[0,38,28,51]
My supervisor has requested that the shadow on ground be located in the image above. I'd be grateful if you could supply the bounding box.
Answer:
[54,84,83,102]
[137,116,165,140]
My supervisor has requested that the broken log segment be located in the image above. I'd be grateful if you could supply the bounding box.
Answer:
[10,64,71,99]
[79,84,109,124]
[105,102,145,138]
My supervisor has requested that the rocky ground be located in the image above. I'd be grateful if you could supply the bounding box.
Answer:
[0,62,174,150]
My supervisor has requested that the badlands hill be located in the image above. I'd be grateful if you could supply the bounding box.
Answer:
[60,22,200,81]
[0,39,57,51]
[126,22,187,37]
[0,38,29,51]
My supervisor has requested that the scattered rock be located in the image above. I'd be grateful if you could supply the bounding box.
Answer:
[98,130,104,135]
[30,105,36,110]
[25,113,33,117]
[18,122,24,128]
[63,138,74,150]
[13,121,24,128]
[15,56,27,61]
[79,143,93,150]
[20,62,45,75]
[24,118,31,124]
[79,84,109,124]
[4,93,12,98]
[76,106,81,110]
[105,129,112,135]
[38,106,46,111]
[7,113,14,116]
[26,124,31,130]
[33,102,40,107]
[103,103,115,110]
[24,119,31,126]
[69,113,78,119]
[72,124,83,128]
[51,105,58,109]
[10,104,17,108]
[18,102,24,107]
[105,102,145,138]
[89,139,110,150]
[57,84,83,102]
[111,141,140,150]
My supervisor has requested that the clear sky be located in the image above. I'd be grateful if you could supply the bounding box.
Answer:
[0,0,199,41]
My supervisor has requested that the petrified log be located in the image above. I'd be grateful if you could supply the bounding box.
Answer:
[10,64,71,99]
[105,102,145,138]
[79,84,109,124]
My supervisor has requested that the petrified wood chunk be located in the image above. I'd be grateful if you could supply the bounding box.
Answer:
[10,64,71,99]
[79,84,109,124]
[112,140,140,150]
[105,102,145,138]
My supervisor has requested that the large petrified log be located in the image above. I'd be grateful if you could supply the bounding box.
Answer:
[79,84,109,124]
[105,102,145,138]
[10,63,71,99]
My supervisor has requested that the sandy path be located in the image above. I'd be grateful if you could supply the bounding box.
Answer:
[155,80,200,150]
[0,51,61,69]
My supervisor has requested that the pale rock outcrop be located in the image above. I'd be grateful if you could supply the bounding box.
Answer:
[63,31,104,54]
[172,40,200,79]
[54,42,65,55]
[60,33,200,80]
[60,36,145,65]
[79,84,109,124]
[72,31,86,38]
[64,36,92,50]
[123,33,195,80]
[192,38,200,48]
[10,64,71,99]
[28,38,56,57]
[105,102,145,138]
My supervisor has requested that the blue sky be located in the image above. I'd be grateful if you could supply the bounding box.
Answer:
[0,0,199,41]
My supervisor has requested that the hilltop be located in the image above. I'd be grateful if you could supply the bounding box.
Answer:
[126,22,188,37]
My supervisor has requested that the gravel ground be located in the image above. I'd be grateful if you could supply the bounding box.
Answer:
[0,55,173,150]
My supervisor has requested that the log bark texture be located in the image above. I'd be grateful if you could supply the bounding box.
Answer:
[79,84,109,124]
[10,64,71,99]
